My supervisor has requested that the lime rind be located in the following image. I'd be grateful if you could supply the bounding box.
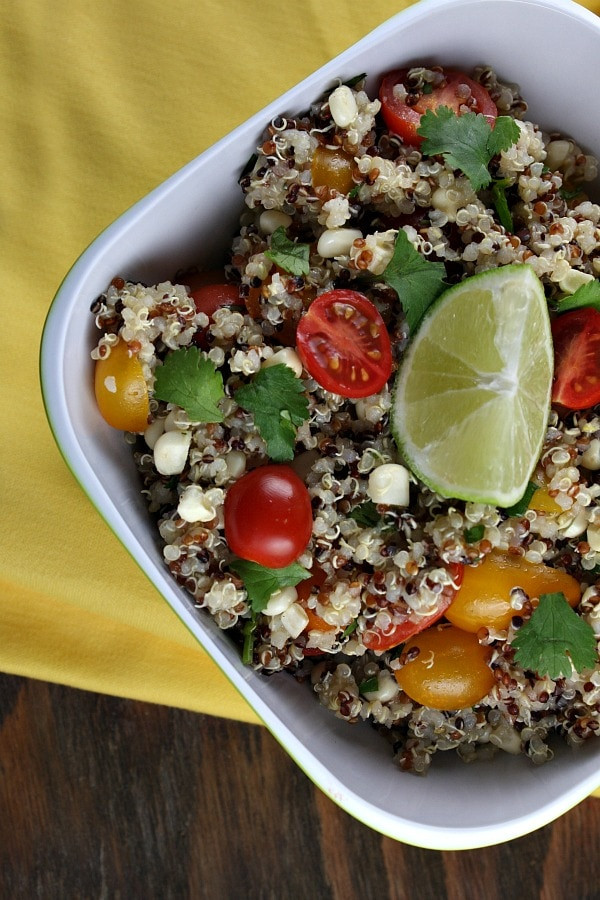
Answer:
[391,264,553,507]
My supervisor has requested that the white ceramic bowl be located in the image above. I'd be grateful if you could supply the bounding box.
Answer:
[41,0,600,850]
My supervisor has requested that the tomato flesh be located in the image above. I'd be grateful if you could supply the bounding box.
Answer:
[394,625,495,710]
[551,308,600,410]
[445,551,581,633]
[187,277,240,349]
[296,289,392,398]
[296,565,335,631]
[379,68,497,145]
[190,282,240,317]
[362,563,463,651]
[94,339,149,433]
[224,465,313,568]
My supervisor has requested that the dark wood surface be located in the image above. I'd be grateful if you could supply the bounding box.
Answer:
[1,672,598,900]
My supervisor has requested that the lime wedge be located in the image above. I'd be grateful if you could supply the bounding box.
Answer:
[392,264,553,507]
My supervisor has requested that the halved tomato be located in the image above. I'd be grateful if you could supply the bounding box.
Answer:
[186,272,240,348]
[379,67,497,145]
[295,289,392,398]
[189,282,240,317]
[362,563,464,651]
[551,307,600,410]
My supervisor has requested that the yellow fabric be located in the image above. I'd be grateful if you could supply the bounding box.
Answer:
[1,0,600,800]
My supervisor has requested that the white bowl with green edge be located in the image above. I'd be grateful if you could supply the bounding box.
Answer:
[40,0,600,851]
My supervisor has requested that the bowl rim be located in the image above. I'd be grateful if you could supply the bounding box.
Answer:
[40,0,600,850]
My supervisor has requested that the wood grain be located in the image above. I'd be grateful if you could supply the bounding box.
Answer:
[1,673,598,900]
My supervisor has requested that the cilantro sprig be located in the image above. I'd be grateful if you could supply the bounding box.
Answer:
[378,228,447,333]
[234,364,309,462]
[491,178,514,232]
[154,347,225,422]
[417,107,520,191]
[265,227,311,276]
[556,278,600,314]
[242,611,258,665]
[229,558,311,612]
[512,592,597,679]
[464,524,485,544]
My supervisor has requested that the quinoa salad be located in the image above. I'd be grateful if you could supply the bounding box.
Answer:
[91,65,600,775]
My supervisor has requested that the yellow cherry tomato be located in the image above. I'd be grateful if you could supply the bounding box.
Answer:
[445,551,581,633]
[528,469,562,514]
[394,625,495,710]
[94,339,149,432]
[311,146,355,194]
[528,487,561,515]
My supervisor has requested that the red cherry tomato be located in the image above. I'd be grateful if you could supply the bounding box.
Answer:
[379,68,497,145]
[295,289,392,398]
[224,465,313,568]
[190,282,240,317]
[186,275,240,348]
[362,563,464,651]
[551,308,600,410]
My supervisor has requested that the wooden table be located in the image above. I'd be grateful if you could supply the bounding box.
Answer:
[1,672,598,899]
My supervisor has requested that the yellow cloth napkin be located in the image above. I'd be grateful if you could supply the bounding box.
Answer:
[2,0,420,722]
[2,0,600,804]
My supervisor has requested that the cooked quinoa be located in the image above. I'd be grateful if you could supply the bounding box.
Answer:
[91,66,600,774]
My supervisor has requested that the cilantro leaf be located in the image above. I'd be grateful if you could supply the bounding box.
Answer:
[486,115,521,159]
[153,347,224,422]
[464,524,485,543]
[556,279,600,314]
[512,592,597,679]
[229,558,311,613]
[504,481,539,516]
[349,500,381,528]
[265,226,310,276]
[418,107,520,191]
[234,364,309,461]
[378,229,446,333]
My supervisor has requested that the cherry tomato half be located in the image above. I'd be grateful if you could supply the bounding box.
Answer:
[445,551,581,633]
[224,465,313,568]
[551,307,600,410]
[295,289,392,398]
[379,68,497,146]
[394,625,495,710]
[190,282,240,317]
[94,339,149,433]
[362,563,464,651]
[185,272,240,349]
